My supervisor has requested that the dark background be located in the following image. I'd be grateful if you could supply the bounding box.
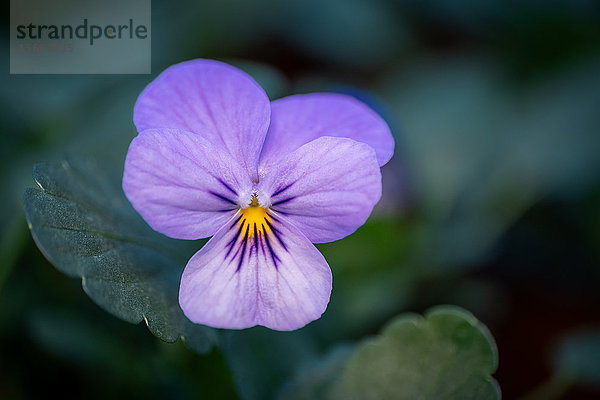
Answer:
[1,0,600,399]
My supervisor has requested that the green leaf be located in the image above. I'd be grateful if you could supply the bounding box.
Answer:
[22,158,217,353]
[328,305,500,400]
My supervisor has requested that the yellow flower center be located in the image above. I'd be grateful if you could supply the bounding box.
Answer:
[239,195,271,237]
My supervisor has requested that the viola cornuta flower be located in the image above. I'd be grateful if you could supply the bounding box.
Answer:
[123,59,394,331]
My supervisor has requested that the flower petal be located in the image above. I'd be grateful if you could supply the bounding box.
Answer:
[258,93,394,175]
[257,136,382,243]
[123,129,253,240]
[134,59,270,181]
[179,211,332,331]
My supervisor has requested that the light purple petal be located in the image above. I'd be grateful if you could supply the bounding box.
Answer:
[256,136,382,244]
[179,211,332,331]
[258,93,394,175]
[134,59,270,181]
[123,129,253,240]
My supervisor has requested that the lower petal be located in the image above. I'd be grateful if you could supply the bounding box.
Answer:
[179,211,332,331]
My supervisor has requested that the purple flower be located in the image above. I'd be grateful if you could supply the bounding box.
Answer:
[122,59,394,331]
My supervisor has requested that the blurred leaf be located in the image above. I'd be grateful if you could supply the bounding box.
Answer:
[522,327,600,400]
[276,345,353,400]
[28,307,134,369]
[222,327,318,400]
[328,305,500,400]
[275,0,409,67]
[379,53,600,271]
[553,328,600,387]
[0,212,29,293]
[22,158,216,353]
[318,218,418,338]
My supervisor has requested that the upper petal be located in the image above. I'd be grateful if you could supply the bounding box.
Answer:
[123,128,253,240]
[257,136,382,243]
[134,59,270,181]
[179,211,332,331]
[258,93,394,175]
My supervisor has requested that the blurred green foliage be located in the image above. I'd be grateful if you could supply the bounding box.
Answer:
[328,306,499,400]
[2,0,600,399]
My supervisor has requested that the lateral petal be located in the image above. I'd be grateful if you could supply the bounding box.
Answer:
[123,129,253,240]
[257,136,382,243]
